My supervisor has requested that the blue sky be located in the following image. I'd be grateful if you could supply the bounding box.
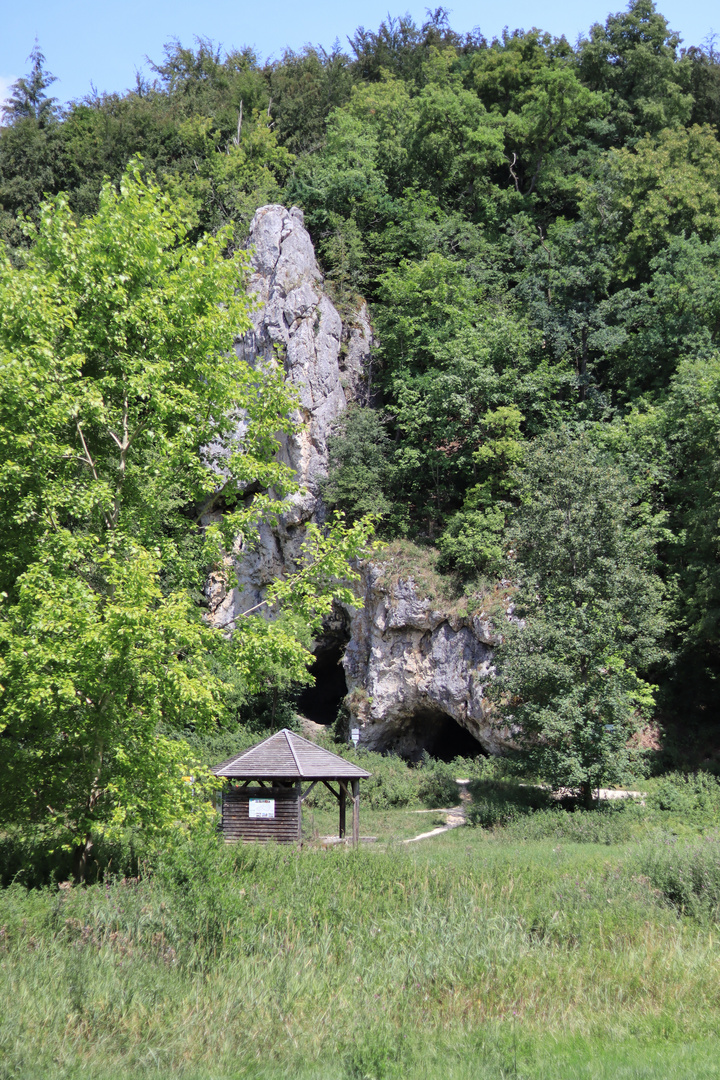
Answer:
[1,1,717,109]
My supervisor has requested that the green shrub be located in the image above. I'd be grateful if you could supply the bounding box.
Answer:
[647,771,720,825]
[437,507,505,576]
[640,835,720,921]
[417,759,462,807]
[467,779,644,842]
[467,779,551,828]
[0,825,146,887]
[363,755,421,809]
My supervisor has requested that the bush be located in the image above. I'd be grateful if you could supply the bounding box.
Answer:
[467,779,551,828]
[647,771,720,825]
[417,759,462,807]
[363,755,421,809]
[301,749,490,813]
[0,825,146,887]
[467,779,644,842]
[640,835,720,921]
[437,507,505,576]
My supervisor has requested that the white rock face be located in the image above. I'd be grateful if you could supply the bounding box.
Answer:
[343,565,511,756]
[206,205,371,628]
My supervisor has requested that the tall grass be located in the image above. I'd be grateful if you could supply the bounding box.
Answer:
[640,834,720,921]
[2,825,720,1079]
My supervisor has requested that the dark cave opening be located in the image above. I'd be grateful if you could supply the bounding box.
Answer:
[297,641,348,726]
[382,708,487,763]
[421,712,486,761]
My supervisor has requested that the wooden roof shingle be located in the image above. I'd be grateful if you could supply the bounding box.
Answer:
[211,729,372,779]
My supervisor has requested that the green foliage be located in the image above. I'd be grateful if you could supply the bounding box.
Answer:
[373,259,567,536]
[436,507,505,576]
[467,779,552,828]
[585,124,720,283]
[490,428,666,803]
[578,0,692,142]
[322,406,394,522]
[467,780,644,842]
[647,771,720,823]
[2,42,58,126]
[0,164,372,868]
[437,405,525,575]
[497,803,641,844]
[4,3,720,798]
[3,825,720,1078]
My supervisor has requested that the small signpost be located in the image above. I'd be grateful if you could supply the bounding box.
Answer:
[350,728,360,746]
[248,798,275,819]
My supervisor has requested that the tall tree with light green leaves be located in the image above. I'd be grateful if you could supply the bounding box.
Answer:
[0,162,372,875]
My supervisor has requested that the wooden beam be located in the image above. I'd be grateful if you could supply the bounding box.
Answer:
[320,779,340,801]
[295,779,302,848]
[339,781,346,839]
[300,780,319,803]
[352,779,360,848]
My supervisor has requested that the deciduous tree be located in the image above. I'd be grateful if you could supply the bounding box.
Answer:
[0,162,371,873]
[489,429,665,805]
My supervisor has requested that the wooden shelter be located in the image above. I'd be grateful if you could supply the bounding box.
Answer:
[212,729,371,846]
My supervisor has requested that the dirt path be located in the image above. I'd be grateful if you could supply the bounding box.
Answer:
[403,781,471,843]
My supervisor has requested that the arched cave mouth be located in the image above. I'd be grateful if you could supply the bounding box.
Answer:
[297,640,347,726]
[380,708,487,763]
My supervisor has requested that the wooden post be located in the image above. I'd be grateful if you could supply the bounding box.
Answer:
[339,781,346,839]
[352,778,360,848]
[295,779,303,847]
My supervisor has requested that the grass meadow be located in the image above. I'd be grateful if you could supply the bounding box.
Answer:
[2,788,720,1080]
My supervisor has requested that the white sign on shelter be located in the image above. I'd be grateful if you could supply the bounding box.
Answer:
[248,798,275,819]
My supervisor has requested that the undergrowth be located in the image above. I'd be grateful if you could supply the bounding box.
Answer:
[1,827,720,1079]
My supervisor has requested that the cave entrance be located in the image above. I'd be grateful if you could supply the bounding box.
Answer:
[297,640,347,727]
[422,712,486,761]
[385,708,487,763]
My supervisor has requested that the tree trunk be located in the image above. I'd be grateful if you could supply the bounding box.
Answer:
[580,781,595,811]
[72,833,93,883]
[579,325,588,402]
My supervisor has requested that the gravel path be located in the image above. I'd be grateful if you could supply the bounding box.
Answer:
[403,781,471,843]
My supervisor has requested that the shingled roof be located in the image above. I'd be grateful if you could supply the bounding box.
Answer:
[212,729,372,780]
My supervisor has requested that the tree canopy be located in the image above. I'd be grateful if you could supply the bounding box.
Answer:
[3,0,720,804]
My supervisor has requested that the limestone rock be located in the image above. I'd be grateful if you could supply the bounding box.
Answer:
[342,564,513,756]
[206,205,371,628]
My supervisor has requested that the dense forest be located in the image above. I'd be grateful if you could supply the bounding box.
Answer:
[3,0,720,864]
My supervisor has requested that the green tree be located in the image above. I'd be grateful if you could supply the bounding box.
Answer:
[269,45,353,155]
[0,162,371,875]
[583,124,720,283]
[489,429,665,806]
[0,43,63,251]
[655,353,720,715]
[2,41,58,125]
[322,406,394,522]
[578,0,692,143]
[374,255,570,536]
[437,406,525,576]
